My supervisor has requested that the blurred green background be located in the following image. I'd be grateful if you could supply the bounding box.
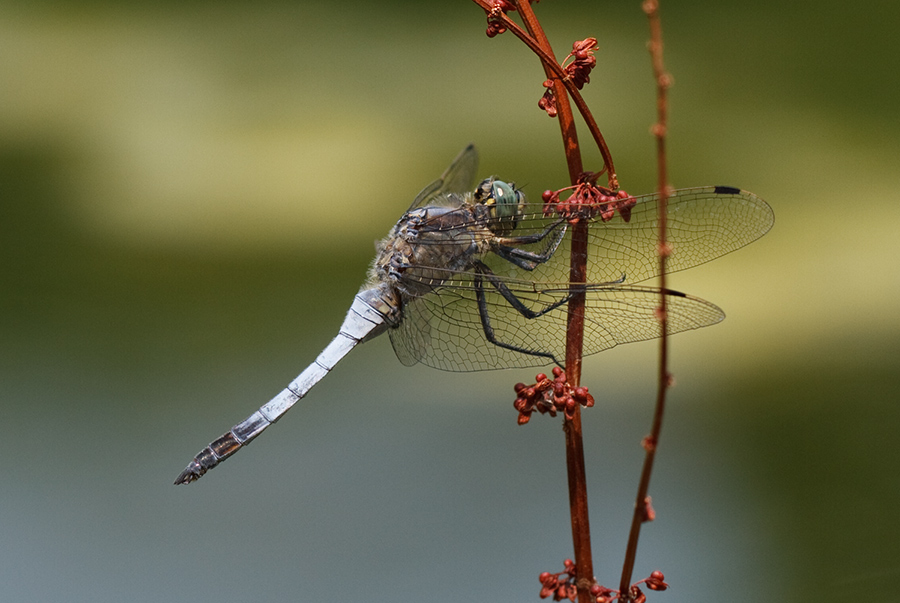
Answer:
[2,1,898,601]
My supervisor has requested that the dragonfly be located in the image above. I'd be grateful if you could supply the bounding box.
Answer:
[174,144,773,484]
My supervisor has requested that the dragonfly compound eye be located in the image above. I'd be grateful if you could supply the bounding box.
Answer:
[490,180,523,219]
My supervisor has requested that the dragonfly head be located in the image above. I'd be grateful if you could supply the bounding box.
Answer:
[473,178,525,235]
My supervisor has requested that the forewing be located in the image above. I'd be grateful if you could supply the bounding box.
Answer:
[584,186,774,284]
[408,144,480,211]
[491,186,773,286]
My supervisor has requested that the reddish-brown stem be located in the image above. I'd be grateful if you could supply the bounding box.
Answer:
[562,221,593,603]
[512,2,594,601]
[515,1,582,182]
[618,1,671,598]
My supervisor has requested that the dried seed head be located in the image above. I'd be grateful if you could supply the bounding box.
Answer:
[562,38,600,90]
[538,87,558,117]
[646,570,668,591]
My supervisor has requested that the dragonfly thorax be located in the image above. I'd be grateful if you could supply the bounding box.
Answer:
[369,204,493,299]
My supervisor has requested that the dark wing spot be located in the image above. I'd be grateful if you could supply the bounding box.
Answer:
[662,288,688,298]
[713,186,741,195]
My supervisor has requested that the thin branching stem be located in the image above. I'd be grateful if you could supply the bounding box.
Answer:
[470,0,617,188]
[618,1,671,597]
[515,0,583,182]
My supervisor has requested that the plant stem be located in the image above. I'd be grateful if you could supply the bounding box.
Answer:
[618,1,671,597]
[515,1,582,181]
[562,222,593,603]
[512,3,595,601]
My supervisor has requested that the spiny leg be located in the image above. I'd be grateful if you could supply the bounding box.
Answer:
[492,219,567,270]
[475,261,574,319]
[472,261,573,365]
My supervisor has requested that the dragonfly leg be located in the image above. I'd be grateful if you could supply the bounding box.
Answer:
[475,261,573,318]
[493,219,567,270]
[493,218,567,247]
[472,261,573,365]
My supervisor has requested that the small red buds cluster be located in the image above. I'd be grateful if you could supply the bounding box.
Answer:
[513,367,594,425]
[538,80,558,117]
[589,584,616,603]
[565,38,599,90]
[542,180,636,224]
[586,584,628,603]
[645,571,668,591]
[591,584,619,603]
[492,0,516,10]
[539,559,578,601]
[486,20,507,37]
[627,571,670,603]
[540,566,668,603]
[485,0,516,37]
[538,38,599,117]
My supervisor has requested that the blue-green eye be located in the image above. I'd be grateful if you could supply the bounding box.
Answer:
[490,180,522,219]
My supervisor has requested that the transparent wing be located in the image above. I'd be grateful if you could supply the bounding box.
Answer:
[577,186,775,285]
[389,274,724,371]
[408,144,479,210]
[388,186,772,371]
[408,186,773,286]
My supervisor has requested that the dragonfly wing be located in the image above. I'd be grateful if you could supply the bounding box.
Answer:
[488,187,773,287]
[390,290,432,368]
[585,186,774,284]
[389,271,724,372]
[580,284,724,357]
[390,274,567,371]
[408,144,479,210]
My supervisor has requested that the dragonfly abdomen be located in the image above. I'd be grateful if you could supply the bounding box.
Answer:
[174,289,394,484]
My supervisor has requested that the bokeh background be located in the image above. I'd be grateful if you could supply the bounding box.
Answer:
[2,1,898,601]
